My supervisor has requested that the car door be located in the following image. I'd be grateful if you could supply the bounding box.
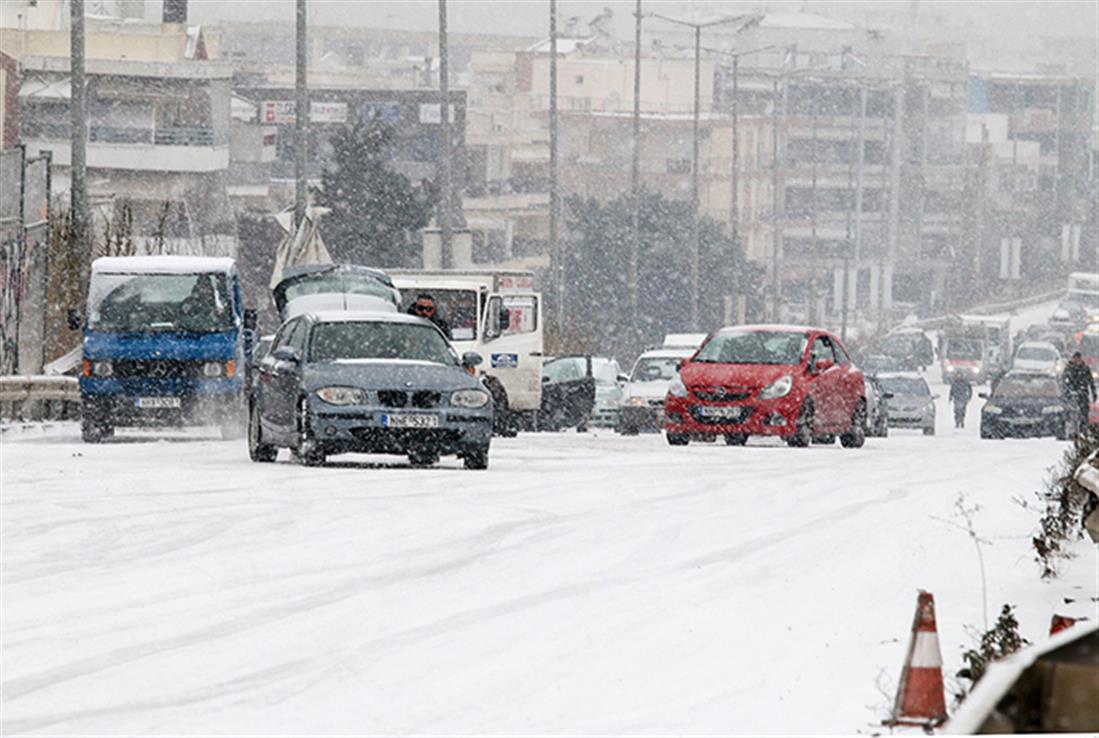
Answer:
[263,318,307,437]
[807,335,841,430]
[482,293,544,412]
[540,356,596,430]
[829,337,863,427]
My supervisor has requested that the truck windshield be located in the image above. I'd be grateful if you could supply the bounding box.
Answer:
[400,289,478,340]
[946,340,981,360]
[87,272,233,333]
[309,321,457,366]
[695,331,808,365]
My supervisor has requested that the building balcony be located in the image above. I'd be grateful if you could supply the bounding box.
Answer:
[23,132,229,173]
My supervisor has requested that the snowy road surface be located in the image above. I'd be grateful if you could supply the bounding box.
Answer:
[3,381,1097,734]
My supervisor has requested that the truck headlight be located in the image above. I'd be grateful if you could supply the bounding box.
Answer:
[1041,405,1064,414]
[668,375,688,398]
[92,360,113,377]
[451,389,490,408]
[758,375,793,400]
[985,405,1002,415]
[315,386,366,405]
[971,366,980,374]
[203,361,224,377]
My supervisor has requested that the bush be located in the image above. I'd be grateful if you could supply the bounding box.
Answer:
[1031,425,1098,578]
[955,604,1029,700]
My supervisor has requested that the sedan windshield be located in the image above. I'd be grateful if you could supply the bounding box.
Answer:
[879,377,930,396]
[694,331,807,365]
[309,322,457,366]
[632,357,680,382]
[994,377,1059,398]
[88,272,233,333]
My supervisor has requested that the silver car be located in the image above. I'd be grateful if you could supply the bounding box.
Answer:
[249,311,493,468]
[877,373,936,435]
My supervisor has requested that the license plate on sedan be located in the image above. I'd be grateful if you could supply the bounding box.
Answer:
[698,405,744,420]
[135,397,181,409]
[381,414,439,429]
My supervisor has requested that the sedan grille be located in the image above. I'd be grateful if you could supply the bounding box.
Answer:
[377,390,442,409]
[695,386,753,402]
[378,390,408,408]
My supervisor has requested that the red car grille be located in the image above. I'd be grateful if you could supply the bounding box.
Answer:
[694,386,753,402]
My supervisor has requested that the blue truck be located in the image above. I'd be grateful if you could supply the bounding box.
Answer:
[71,256,256,443]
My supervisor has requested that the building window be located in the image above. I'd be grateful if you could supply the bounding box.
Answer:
[666,159,692,175]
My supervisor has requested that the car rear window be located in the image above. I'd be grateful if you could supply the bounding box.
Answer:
[695,331,808,365]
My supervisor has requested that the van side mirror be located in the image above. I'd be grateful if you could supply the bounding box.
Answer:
[461,352,483,369]
[243,308,258,331]
[67,308,81,331]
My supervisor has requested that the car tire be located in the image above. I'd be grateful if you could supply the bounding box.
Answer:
[840,401,866,449]
[980,424,997,440]
[922,425,935,436]
[786,402,813,448]
[618,423,639,436]
[248,401,277,463]
[666,432,689,446]
[80,400,113,443]
[724,433,748,446]
[1056,417,1073,442]
[463,447,490,470]
[295,397,325,466]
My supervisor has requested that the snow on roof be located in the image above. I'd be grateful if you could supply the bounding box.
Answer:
[91,256,236,275]
[759,12,857,31]
[525,37,594,55]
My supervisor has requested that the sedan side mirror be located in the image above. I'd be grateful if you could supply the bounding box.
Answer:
[882,392,894,399]
[67,308,81,331]
[461,351,483,369]
[617,373,630,384]
[814,359,834,374]
[272,346,300,364]
[978,392,989,399]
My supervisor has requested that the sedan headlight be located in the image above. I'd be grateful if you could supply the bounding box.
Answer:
[668,375,688,398]
[985,405,1003,415]
[971,366,980,374]
[92,360,113,377]
[758,375,793,400]
[1041,405,1064,414]
[451,389,490,408]
[627,396,648,406]
[315,386,366,405]
[203,361,224,377]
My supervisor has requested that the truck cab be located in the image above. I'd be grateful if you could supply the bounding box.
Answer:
[74,256,254,442]
[389,270,542,434]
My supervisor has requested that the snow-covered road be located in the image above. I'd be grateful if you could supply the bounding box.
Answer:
[4,378,1095,735]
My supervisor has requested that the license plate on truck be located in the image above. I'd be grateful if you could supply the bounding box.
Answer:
[381,414,438,429]
[135,397,181,409]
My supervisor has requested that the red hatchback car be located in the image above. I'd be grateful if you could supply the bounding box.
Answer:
[663,325,867,448]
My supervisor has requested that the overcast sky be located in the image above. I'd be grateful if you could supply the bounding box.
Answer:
[183,0,1097,43]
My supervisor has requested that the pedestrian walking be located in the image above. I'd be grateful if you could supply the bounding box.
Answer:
[949,376,973,429]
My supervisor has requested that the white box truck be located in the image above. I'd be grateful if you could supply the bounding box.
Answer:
[389,270,543,435]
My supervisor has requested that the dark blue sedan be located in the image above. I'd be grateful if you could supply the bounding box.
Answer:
[249,311,493,468]
[979,372,1071,440]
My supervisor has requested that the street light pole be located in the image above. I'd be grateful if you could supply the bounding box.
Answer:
[629,0,642,351]
[549,0,562,334]
[690,24,701,330]
[70,0,88,279]
[438,0,452,267]
[294,0,307,228]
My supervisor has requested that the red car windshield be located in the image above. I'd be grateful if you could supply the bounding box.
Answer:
[694,331,808,365]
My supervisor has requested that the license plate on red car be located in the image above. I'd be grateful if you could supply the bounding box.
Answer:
[698,405,745,420]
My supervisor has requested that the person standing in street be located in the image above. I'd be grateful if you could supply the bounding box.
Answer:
[949,376,973,429]
[1062,351,1096,432]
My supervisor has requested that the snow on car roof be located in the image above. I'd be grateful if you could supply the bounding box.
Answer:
[306,310,427,325]
[639,348,696,359]
[91,256,236,274]
[715,323,821,335]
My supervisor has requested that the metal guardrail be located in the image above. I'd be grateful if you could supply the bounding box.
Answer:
[0,376,80,421]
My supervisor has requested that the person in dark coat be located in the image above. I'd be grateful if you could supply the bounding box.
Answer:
[949,376,973,429]
[1062,351,1096,430]
[408,293,452,339]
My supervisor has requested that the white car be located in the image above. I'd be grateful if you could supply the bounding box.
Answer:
[616,348,694,434]
[1011,341,1062,375]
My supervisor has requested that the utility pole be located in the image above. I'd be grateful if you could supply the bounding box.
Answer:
[841,95,856,342]
[438,0,453,267]
[629,0,642,351]
[852,85,867,326]
[70,0,88,279]
[769,77,781,322]
[690,24,701,330]
[549,0,562,334]
[729,55,739,240]
[294,0,307,228]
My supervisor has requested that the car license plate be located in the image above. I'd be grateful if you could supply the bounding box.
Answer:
[1006,417,1037,425]
[381,414,439,429]
[699,405,744,420]
[135,397,181,409]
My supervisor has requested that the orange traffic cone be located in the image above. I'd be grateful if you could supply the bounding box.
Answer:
[885,591,948,727]
[1049,614,1076,636]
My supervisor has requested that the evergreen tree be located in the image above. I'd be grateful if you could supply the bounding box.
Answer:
[315,122,436,267]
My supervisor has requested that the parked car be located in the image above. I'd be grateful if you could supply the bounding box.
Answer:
[859,354,904,375]
[864,374,891,437]
[588,357,626,429]
[1011,341,1062,375]
[879,329,934,371]
[663,326,866,448]
[979,372,1070,440]
[249,311,493,468]
[876,373,936,435]
[539,356,597,431]
[617,348,696,434]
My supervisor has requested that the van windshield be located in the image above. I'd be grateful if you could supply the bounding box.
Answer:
[401,289,479,340]
[87,272,233,333]
[946,340,981,360]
